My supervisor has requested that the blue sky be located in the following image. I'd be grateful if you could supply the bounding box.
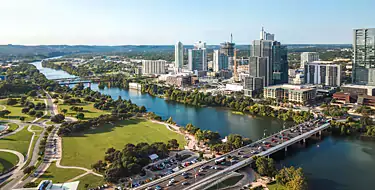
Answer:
[1,0,374,45]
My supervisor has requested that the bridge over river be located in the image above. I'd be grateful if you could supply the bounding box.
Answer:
[135,118,330,190]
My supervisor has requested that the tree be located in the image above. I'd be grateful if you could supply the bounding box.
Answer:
[76,113,85,120]
[23,165,36,174]
[276,166,307,190]
[167,139,179,150]
[35,111,44,118]
[28,90,38,97]
[0,110,11,117]
[28,109,36,116]
[22,107,30,114]
[255,156,277,177]
[51,114,65,123]
[6,98,18,105]
[61,109,68,115]
[20,116,25,121]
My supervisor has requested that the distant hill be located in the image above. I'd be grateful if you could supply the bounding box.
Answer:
[0,44,352,57]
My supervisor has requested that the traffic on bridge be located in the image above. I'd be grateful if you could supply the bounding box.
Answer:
[137,117,330,190]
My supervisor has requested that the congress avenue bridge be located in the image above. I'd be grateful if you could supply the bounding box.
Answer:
[135,118,331,190]
[50,76,111,85]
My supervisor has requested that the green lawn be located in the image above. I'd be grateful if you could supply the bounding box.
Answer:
[0,99,46,121]
[0,126,33,156]
[58,99,110,120]
[8,123,19,131]
[0,152,19,173]
[77,174,105,190]
[62,119,186,168]
[267,182,288,190]
[34,162,85,184]
[30,125,43,131]
[22,126,43,169]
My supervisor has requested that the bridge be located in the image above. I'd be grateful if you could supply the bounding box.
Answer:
[135,118,330,190]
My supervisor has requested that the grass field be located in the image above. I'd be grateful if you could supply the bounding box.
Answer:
[76,174,105,190]
[0,126,33,156]
[58,99,110,120]
[34,162,85,184]
[22,126,43,169]
[267,182,288,190]
[0,152,19,173]
[7,123,19,131]
[30,125,43,131]
[61,119,186,168]
[0,99,45,121]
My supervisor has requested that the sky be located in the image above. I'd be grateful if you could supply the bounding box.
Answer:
[0,0,374,45]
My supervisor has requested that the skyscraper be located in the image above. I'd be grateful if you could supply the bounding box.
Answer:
[352,28,375,85]
[175,41,184,69]
[213,50,229,72]
[188,41,207,71]
[300,52,319,69]
[250,28,288,86]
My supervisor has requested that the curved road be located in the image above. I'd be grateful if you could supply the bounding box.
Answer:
[0,149,25,179]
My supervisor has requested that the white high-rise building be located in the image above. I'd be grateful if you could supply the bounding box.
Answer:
[188,41,207,71]
[213,50,229,72]
[142,60,166,74]
[304,61,342,86]
[300,52,319,69]
[175,41,184,69]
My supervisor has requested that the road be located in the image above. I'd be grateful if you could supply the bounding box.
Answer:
[136,118,328,190]
[0,149,25,179]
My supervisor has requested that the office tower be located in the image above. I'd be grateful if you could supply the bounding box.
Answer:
[188,41,207,71]
[300,52,319,69]
[249,57,269,86]
[142,60,166,74]
[353,28,375,85]
[260,27,275,41]
[213,50,229,72]
[304,62,342,86]
[250,29,288,86]
[175,41,184,69]
[243,76,263,97]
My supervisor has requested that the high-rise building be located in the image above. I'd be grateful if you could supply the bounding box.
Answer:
[300,52,319,69]
[304,61,342,86]
[175,41,184,69]
[220,42,235,57]
[249,56,269,86]
[352,28,375,85]
[243,76,263,97]
[250,29,288,86]
[213,50,229,72]
[142,60,166,74]
[260,27,275,41]
[188,41,207,71]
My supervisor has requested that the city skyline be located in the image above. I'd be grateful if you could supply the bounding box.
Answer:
[1,0,374,45]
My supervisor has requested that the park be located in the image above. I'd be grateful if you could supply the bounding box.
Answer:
[61,119,186,168]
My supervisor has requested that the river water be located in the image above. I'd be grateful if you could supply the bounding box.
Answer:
[31,60,375,190]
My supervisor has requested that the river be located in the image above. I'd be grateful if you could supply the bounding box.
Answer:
[31,60,375,190]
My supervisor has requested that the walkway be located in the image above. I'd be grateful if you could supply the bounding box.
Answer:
[0,149,25,179]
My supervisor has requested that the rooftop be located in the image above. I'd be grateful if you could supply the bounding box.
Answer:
[264,84,315,92]
[341,84,375,90]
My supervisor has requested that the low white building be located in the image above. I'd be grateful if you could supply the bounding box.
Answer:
[225,84,244,92]
[14,180,80,190]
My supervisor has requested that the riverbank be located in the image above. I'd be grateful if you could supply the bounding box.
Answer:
[31,59,375,190]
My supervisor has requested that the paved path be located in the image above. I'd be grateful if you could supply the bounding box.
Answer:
[0,105,6,111]
[0,149,25,179]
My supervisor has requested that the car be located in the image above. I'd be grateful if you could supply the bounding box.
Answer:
[241,155,249,158]
[182,182,189,186]
[155,185,162,190]
[181,172,187,176]
[170,178,175,183]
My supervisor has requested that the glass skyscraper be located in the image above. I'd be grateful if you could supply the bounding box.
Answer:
[353,28,375,85]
